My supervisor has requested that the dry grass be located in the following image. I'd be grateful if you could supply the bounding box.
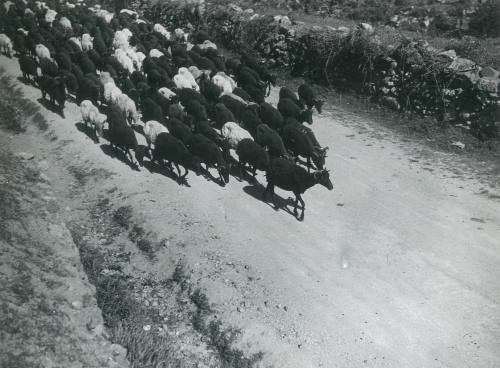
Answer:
[70,195,264,368]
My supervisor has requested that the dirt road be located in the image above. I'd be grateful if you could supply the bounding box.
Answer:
[1,54,499,368]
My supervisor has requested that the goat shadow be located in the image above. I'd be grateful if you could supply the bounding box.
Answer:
[199,166,227,187]
[142,160,190,187]
[100,143,140,171]
[75,121,99,143]
[242,184,301,220]
[36,97,65,118]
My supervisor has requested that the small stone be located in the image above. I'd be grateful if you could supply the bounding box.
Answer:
[437,49,457,61]
[479,66,498,78]
[359,23,374,34]
[477,77,498,93]
[109,343,127,357]
[451,141,465,149]
[143,325,151,331]
[337,26,350,35]
[39,173,50,183]
[381,96,400,110]
[17,152,34,160]
[71,300,83,310]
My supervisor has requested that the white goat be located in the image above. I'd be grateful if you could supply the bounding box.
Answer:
[149,48,164,58]
[212,74,233,94]
[174,28,188,42]
[82,33,93,51]
[120,9,137,17]
[158,87,176,100]
[0,34,13,56]
[215,72,237,90]
[4,1,14,12]
[112,30,130,50]
[59,17,72,30]
[116,93,139,125]
[114,49,134,74]
[104,82,122,105]
[153,23,171,40]
[221,122,253,149]
[99,71,115,87]
[35,44,51,60]
[143,120,168,151]
[198,40,217,50]
[44,9,57,25]
[176,67,199,91]
[80,100,106,142]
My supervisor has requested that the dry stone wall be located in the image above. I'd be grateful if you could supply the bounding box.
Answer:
[140,1,500,140]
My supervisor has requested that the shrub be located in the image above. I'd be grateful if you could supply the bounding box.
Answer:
[347,0,394,23]
[468,0,500,38]
[431,10,455,32]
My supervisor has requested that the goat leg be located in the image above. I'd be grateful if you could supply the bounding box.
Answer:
[175,163,182,177]
[293,195,299,216]
[297,193,305,220]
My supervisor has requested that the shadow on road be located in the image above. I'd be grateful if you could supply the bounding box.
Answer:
[242,184,299,219]
[100,144,140,171]
[75,122,99,143]
[36,97,64,118]
[142,160,190,187]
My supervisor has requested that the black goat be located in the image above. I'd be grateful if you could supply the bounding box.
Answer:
[77,75,100,106]
[214,102,235,129]
[236,139,269,180]
[259,102,284,131]
[298,84,324,113]
[18,54,37,82]
[278,97,313,124]
[141,97,165,124]
[107,105,146,169]
[255,124,289,159]
[188,133,230,185]
[281,123,328,172]
[279,87,303,108]
[166,117,192,144]
[232,87,252,102]
[264,158,333,220]
[152,132,201,180]
[40,57,58,77]
[37,75,66,115]
[184,99,208,124]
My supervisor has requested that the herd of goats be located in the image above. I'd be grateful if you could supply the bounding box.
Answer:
[0,0,334,220]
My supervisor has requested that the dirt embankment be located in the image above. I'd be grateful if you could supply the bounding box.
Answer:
[0,133,130,366]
